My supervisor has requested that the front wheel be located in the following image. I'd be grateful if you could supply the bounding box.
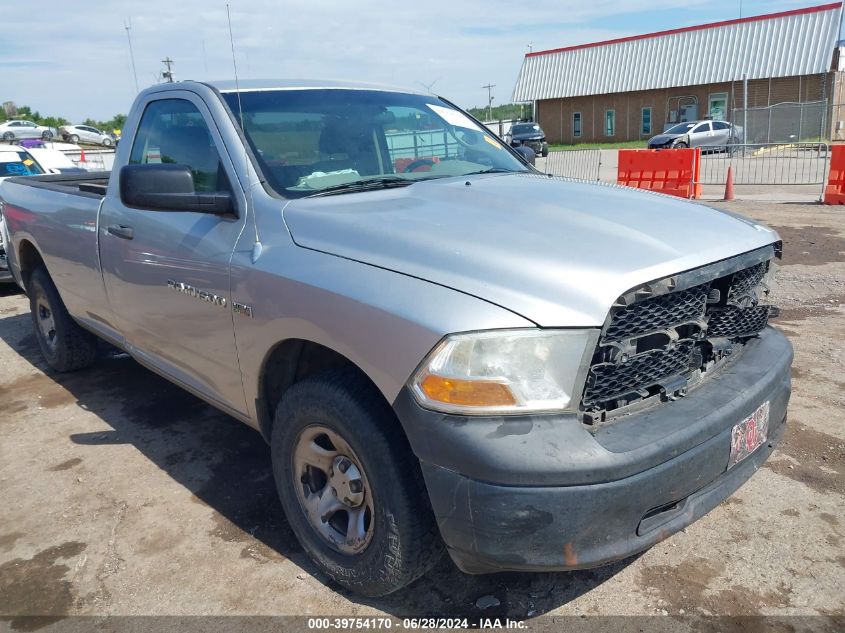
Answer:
[41,131,53,140]
[102,137,113,147]
[673,141,688,149]
[69,134,79,144]
[271,367,443,596]
[28,267,98,372]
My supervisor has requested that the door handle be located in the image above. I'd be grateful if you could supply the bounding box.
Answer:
[107,224,134,240]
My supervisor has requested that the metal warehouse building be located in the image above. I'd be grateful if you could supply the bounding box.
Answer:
[512,2,845,144]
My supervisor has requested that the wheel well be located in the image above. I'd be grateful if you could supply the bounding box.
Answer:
[17,239,46,289]
[257,340,379,442]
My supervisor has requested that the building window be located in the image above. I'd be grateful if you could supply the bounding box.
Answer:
[605,109,615,136]
[641,107,652,135]
[573,112,582,138]
[709,93,728,121]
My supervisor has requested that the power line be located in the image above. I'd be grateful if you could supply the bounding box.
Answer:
[482,83,496,121]
[124,18,139,94]
[161,57,175,83]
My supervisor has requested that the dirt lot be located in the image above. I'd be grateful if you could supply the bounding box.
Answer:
[0,200,843,629]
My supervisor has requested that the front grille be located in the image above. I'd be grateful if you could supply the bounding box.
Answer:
[581,253,775,421]
[604,288,706,342]
[727,261,769,305]
[707,305,771,338]
[583,340,694,407]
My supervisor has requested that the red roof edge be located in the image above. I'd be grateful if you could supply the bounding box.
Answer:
[525,2,843,58]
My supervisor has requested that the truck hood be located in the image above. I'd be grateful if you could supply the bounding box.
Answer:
[284,173,778,327]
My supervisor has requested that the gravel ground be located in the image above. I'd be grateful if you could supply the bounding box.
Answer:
[0,199,843,630]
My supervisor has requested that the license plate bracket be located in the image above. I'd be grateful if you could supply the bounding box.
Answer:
[729,401,769,469]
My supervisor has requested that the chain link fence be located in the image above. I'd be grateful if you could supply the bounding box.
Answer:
[731,101,829,144]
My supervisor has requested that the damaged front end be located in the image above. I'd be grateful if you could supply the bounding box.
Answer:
[580,243,781,426]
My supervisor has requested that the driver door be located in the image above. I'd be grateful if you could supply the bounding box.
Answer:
[99,93,248,417]
[689,122,713,148]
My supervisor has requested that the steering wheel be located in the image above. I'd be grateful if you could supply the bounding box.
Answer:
[402,158,437,173]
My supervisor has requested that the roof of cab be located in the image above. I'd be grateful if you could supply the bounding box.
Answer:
[205,78,426,94]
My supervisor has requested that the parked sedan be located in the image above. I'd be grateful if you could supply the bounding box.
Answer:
[0,120,57,141]
[508,122,549,157]
[59,124,115,147]
[648,120,739,151]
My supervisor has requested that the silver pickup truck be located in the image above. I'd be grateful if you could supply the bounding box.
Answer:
[0,79,792,596]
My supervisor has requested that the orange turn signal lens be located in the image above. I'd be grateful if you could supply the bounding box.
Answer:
[419,374,517,407]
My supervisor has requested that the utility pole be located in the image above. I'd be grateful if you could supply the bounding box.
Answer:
[161,57,175,83]
[482,83,496,121]
[124,18,139,94]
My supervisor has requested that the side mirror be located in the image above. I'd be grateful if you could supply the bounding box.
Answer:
[119,164,234,214]
[513,145,536,166]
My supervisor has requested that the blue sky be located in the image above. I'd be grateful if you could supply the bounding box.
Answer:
[0,0,839,121]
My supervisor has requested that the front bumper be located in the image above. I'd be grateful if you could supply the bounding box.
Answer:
[512,140,547,155]
[394,327,792,573]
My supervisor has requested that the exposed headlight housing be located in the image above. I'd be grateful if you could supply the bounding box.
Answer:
[410,329,598,415]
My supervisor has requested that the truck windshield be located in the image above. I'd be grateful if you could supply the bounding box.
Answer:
[221,89,530,198]
[0,150,45,177]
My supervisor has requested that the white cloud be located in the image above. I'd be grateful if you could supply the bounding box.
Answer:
[0,0,811,120]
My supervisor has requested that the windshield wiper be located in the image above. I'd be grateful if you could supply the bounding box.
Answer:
[305,176,415,198]
[464,167,517,175]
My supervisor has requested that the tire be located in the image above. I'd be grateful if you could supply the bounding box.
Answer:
[673,141,688,149]
[102,137,113,147]
[28,267,97,372]
[41,131,53,140]
[69,134,79,144]
[541,148,549,157]
[271,367,443,596]
[2,132,13,141]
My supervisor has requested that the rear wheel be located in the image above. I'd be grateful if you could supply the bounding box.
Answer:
[271,367,443,596]
[2,132,13,141]
[28,268,98,372]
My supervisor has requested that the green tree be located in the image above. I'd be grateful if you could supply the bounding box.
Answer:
[467,102,533,122]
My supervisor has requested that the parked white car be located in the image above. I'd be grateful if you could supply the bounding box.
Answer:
[25,147,86,174]
[59,124,115,146]
[0,120,57,141]
[0,145,47,282]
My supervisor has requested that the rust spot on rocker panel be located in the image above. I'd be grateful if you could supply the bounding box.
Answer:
[563,542,578,566]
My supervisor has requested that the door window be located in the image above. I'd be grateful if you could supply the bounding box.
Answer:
[605,110,615,136]
[692,122,711,134]
[709,93,728,121]
[129,98,226,193]
[641,107,652,135]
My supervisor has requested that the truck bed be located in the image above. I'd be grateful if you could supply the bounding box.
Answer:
[5,171,111,197]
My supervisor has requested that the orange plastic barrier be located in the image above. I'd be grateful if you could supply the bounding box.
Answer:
[823,144,845,204]
[617,148,701,199]
[394,156,440,173]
